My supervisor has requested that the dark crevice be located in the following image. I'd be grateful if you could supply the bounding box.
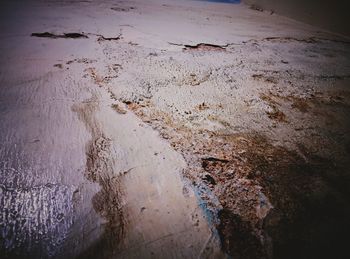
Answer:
[184,43,228,51]
[31,32,88,39]
[168,42,230,51]
[97,33,122,42]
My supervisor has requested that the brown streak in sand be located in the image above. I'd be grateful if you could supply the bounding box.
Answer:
[72,97,126,258]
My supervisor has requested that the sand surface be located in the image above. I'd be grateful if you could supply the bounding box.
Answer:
[1,0,350,258]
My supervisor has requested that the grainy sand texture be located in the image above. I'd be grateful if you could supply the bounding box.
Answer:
[1,0,350,258]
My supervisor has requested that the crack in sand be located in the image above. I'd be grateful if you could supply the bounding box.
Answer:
[31,32,88,39]
[168,42,228,51]
[31,32,123,43]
